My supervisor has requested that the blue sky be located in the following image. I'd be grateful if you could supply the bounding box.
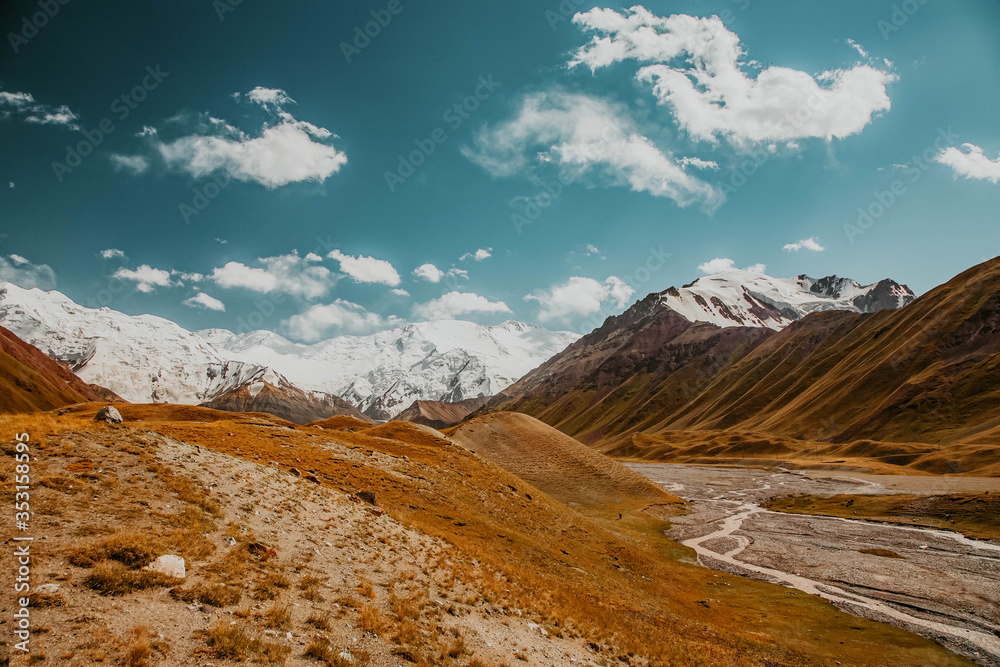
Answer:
[1,0,998,340]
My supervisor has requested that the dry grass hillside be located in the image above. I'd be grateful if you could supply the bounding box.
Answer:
[446,413,682,514]
[604,429,1000,477]
[0,403,971,666]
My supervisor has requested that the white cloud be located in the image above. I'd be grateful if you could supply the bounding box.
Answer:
[0,255,56,289]
[570,8,895,146]
[113,265,174,293]
[154,87,347,188]
[783,237,826,252]
[525,276,635,323]
[412,263,445,283]
[936,143,1000,184]
[846,39,869,59]
[697,258,736,274]
[174,271,204,283]
[678,156,719,170]
[283,300,402,342]
[391,288,410,297]
[305,252,323,262]
[583,244,605,259]
[99,248,126,260]
[460,248,493,262]
[243,86,295,112]
[696,258,767,275]
[412,291,512,321]
[211,252,335,298]
[183,292,226,312]
[463,90,722,210]
[136,126,157,137]
[110,154,150,174]
[328,250,401,286]
[0,88,79,130]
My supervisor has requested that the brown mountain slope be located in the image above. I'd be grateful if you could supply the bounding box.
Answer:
[666,256,1000,444]
[446,412,683,513]
[0,324,103,413]
[393,396,490,429]
[485,257,1000,450]
[200,380,371,425]
[480,293,771,445]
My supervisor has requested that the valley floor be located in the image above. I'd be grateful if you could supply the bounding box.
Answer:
[627,463,1000,666]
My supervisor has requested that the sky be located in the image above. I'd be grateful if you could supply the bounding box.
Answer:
[1,0,998,341]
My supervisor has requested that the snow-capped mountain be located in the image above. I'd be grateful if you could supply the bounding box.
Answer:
[0,282,267,404]
[659,269,915,330]
[198,320,581,420]
[0,282,579,419]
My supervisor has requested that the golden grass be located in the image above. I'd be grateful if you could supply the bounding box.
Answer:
[262,601,292,630]
[204,622,290,663]
[122,626,152,667]
[765,492,1000,540]
[171,583,242,607]
[84,562,180,596]
[69,532,159,569]
[357,603,387,636]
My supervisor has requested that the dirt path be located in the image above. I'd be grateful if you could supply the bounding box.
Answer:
[627,464,1000,666]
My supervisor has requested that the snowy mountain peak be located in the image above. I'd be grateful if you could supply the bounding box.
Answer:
[0,282,579,420]
[658,270,915,330]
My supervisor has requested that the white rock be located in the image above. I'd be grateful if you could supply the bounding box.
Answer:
[143,555,186,579]
[35,584,60,594]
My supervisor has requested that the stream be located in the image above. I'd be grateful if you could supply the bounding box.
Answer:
[627,463,1000,666]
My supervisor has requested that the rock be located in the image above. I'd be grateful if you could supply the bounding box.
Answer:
[304,473,321,484]
[223,536,237,546]
[143,555,185,579]
[356,490,376,505]
[36,584,60,594]
[93,406,123,424]
[288,467,302,477]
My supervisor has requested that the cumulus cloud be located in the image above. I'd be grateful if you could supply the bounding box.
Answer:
[183,292,226,312]
[113,265,174,293]
[154,87,347,188]
[412,263,444,283]
[210,252,335,298]
[110,154,150,174]
[936,143,1000,184]
[99,248,126,260]
[328,250,401,286]
[783,237,825,252]
[463,90,722,210]
[412,291,512,321]
[391,288,410,297]
[0,255,56,289]
[524,276,635,323]
[0,88,79,130]
[697,258,766,274]
[283,300,402,342]
[570,8,895,146]
[460,248,493,262]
